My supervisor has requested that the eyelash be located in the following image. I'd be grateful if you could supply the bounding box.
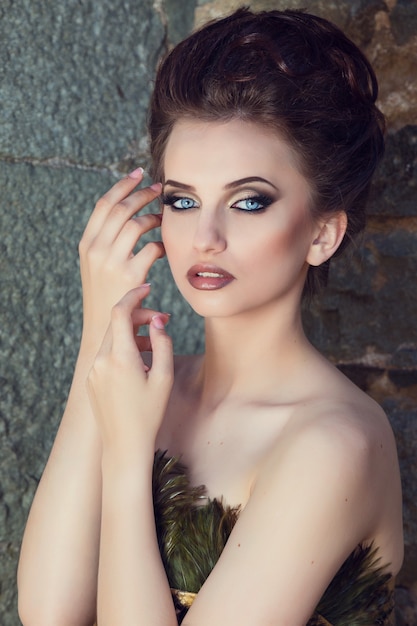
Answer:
[161,193,274,213]
[230,194,273,212]
[161,194,198,211]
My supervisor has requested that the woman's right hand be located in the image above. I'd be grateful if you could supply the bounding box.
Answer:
[78,167,164,348]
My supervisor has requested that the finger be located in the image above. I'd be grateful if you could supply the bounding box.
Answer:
[82,168,146,244]
[111,285,152,330]
[115,183,162,216]
[148,316,174,389]
[92,183,162,248]
[135,335,152,352]
[109,305,145,365]
[109,286,170,357]
[132,311,170,351]
[109,213,162,262]
[131,307,170,329]
[93,284,151,356]
[129,241,166,278]
[103,168,145,207]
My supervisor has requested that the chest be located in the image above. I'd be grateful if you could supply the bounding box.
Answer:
[156,396,292,507]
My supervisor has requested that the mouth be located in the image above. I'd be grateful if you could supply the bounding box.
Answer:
[187,265,235,290]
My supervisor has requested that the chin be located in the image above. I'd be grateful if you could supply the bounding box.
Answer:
[177,284,238,318]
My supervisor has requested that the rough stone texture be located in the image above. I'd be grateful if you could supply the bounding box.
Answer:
[195,1,417,620]
[0,161,203,625]
[195,0,417,130]
[0,2,197,624]
[0,1,161,168]
[0,1,416,625]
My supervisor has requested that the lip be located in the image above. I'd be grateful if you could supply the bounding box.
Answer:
[186,264,235,290]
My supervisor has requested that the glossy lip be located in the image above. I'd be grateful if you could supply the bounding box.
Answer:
[186,264,235,290]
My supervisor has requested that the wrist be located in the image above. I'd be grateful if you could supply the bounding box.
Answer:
[101,443,155,483]
[100,450,155,512]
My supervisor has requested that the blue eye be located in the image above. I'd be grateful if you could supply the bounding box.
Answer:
[231,194,273,212]
[162,194,198,210]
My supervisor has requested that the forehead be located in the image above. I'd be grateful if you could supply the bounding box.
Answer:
[163,118,305,185]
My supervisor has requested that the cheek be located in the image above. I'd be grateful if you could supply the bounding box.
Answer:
[161,216,185,264]
[161,215,174,246]
[247,217,312,273]
[160,217,168,245]
[248,226,296,260]
[161,222,172,262]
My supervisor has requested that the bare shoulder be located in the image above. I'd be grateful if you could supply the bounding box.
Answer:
[287,357,397,463]
[184,368,401,624]
[256,364,403,574]
[298,364,398,498]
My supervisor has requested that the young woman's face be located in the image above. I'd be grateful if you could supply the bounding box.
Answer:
[161,118,317,319]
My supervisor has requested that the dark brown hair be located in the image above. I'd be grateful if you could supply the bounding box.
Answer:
[149,7,385,296]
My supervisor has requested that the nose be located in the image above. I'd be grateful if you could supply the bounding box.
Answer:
[192,209,227,254]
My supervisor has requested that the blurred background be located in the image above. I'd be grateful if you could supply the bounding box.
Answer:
[0,1,416,624]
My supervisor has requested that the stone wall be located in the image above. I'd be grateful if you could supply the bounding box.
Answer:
[0,1,415,624]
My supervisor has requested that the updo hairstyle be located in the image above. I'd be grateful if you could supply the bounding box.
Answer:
[148,8,385,296]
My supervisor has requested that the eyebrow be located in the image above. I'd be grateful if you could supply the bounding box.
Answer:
[164,176,278,191]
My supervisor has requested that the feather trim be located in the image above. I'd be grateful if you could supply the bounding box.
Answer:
[312,544,394,626]
[153,450,240,594]
[152,450,394,625]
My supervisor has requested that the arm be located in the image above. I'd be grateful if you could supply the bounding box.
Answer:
[86,288,177,626]
[86,318,382,626]
[17,169,164,626]
[182,418,379,626]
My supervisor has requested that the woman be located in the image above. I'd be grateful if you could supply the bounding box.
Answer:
[18,8,403,626]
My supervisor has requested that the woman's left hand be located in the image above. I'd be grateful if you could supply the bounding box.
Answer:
[86,285,174,463]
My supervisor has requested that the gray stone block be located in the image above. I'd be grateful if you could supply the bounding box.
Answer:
[0,0,164,167]
[384,398,417,587]
[304,225,417,360]
[369,126,417,218]
[391,0,417,45]
[0,160,203,625]
[162,0,198,45]
[1,1,416,624]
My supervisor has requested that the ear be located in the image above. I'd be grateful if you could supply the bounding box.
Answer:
[306,211,347,267]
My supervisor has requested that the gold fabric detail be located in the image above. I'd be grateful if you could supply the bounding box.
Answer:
[171,588,197,609]
[170,589,334,624]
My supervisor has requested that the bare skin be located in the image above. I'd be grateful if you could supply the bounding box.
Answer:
[18,120,403,626]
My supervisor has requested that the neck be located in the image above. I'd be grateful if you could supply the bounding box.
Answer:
[195,297,315,411]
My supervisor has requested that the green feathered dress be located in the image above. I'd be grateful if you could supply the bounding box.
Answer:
[152,450,395,626]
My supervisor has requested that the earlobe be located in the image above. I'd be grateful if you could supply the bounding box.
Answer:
[306,211,348,267]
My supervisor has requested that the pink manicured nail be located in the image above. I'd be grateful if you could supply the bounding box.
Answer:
[150,182,162,192]
[152,315,165,330]
[138,282,151,288]
[128,167,144,179]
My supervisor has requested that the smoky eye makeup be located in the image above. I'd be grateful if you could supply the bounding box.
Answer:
[161,179,278,214]
[161,193,199,211]
[162,192,274,213]
[230,193,274,212]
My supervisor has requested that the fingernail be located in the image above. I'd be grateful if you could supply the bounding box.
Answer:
[128,167,144,179]
[139,282,151,289]
[151,315,165,330]
[150,182,162,193]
